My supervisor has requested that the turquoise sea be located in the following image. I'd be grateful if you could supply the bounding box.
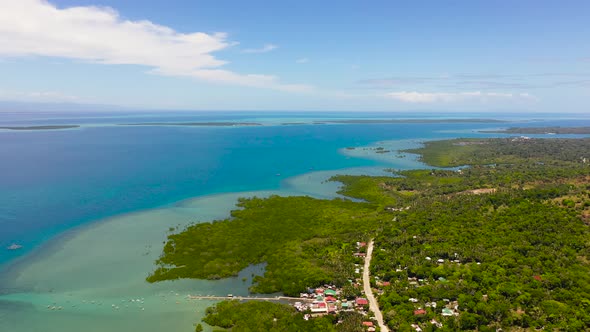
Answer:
[1,111,589,331]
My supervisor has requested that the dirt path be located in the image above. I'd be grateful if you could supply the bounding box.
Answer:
[363,240,389,332]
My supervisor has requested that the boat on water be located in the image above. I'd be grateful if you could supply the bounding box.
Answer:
[7,243,23,250]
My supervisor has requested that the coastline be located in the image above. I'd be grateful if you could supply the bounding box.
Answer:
[3,124,589,331]
[0,138,427,332]
[0,162,406,283]
[0,135,432,275]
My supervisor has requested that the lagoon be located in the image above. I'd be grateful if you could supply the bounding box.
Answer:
[1,111,590,331]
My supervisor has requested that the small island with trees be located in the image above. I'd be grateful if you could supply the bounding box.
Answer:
[149,137,590,331]
[0,125,80,130]
[120,122,262,127]
[481,126,590,135]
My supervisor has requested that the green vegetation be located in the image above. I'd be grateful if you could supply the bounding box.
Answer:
[202,301,336,331]
[482,126,590,134]
[151,137,590,330]
[372,185,590,330]
[314,119,505,124]
[202,301,376,332]
[403,137,590,167]
[147,196,379,295]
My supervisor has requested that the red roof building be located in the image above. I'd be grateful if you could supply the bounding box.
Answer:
[356,298,369,305]
[414,309,427,315]
[325,296,336,302]
[382,281,391,287]
[362,321,374,327]
[533,275,542,281]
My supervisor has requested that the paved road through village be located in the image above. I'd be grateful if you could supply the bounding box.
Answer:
[363,240,389,332]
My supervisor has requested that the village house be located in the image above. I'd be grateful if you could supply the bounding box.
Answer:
[410,323,423,332]
[430,319,443,328]
[424,302,437,308]
[414,309,427,316]
[324,289,337,297]
[340,300,350,310]
[355,298,368,308]
[310,301,328,314]
[441,308,454,316]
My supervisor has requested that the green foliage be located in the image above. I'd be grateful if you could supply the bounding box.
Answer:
[404,137,590,168]
[147,196,379,295]
[374,189,590,330]
[149,137,590,330]
[483,126,590,135]
[202,300,336,331]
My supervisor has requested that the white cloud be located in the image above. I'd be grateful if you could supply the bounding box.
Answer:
[296,58,309,64]
[241,44,278,54]
[156,68,311,92]
[384,91,535,103]
[0,0,307,92]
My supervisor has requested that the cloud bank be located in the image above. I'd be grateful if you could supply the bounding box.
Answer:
[0,0,308,92]
[385,91,534,103]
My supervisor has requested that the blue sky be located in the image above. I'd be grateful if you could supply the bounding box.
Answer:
[0,0,588,112]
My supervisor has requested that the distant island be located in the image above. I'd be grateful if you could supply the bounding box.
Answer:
[120,122,262,127]
[481,126,590,134]
[0,125,79,130]
[314,118,506,124]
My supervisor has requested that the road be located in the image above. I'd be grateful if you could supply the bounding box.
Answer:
[363,240,389,332]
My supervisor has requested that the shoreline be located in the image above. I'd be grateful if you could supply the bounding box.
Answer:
[3,129,588,331]
[0,162,411,289]
[0,136,432,275]
[0,161,413,332]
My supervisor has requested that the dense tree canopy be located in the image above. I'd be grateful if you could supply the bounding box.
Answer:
[151,137,590,330]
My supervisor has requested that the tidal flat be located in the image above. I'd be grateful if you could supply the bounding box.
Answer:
[0,163,408,332]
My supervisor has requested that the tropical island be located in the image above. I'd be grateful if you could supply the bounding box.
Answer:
[314,119,506,125]
[149,137,590,331]
[481,126,590,135]
[120,122,262,127]
[0,125,80,130]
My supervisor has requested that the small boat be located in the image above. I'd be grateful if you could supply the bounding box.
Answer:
[7,243,22,250]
